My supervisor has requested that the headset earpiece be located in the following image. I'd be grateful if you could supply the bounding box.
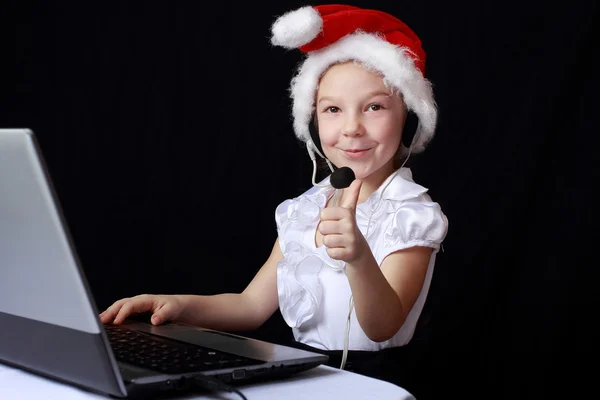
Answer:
[402,111,419,149]
[308,113,326,158]
[306,113,335,185]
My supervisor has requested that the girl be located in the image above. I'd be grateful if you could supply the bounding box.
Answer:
[101,4,448,382]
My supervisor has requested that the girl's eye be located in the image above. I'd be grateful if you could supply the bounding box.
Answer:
[368,104,382,111]
[326,106,340,113]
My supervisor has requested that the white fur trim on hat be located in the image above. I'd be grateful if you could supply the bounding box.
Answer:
[271,6,323,49]
[290,32,437,154]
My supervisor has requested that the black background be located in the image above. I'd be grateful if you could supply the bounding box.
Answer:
[1,1,597,399]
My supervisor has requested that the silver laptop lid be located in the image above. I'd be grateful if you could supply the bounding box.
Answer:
[0,129,100,333]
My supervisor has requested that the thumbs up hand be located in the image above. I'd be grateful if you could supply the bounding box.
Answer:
[318,179,368,263]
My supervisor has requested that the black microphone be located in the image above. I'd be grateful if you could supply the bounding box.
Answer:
[330,167,355,206]
[330,167,356,189]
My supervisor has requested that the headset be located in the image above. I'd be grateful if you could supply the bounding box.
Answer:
[307,116,335,187]
[306,110,418,370]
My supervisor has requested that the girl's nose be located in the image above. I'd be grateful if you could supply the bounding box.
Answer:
[341,115,364,137]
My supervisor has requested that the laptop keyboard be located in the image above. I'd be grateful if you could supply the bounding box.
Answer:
[105,325,261,374]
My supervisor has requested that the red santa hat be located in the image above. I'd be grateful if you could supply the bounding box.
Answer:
[271,5,437,156]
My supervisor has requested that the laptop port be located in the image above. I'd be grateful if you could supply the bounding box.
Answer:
[161,379,173,390]
[232,369,246,380]
[161,377,186,391]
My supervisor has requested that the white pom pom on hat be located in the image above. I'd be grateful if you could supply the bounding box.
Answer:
[270,4,438,155]
[271,6,323,49]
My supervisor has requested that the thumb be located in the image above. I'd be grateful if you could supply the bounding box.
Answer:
[151,313,164,325]
[151,303,174,325]
[341,179,362,210]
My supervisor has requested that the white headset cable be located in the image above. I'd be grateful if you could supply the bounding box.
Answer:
[339,145,413,370]
[307,141,335,187]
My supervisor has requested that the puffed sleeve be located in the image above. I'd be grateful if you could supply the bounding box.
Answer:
[375,194,448,265]
[275,199,293,229]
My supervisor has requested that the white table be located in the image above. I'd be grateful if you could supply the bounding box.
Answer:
[0,362,415,400]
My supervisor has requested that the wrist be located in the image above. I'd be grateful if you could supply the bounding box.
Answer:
[172,294,193,324]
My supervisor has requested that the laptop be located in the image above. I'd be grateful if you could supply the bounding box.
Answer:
[0,128,328,398]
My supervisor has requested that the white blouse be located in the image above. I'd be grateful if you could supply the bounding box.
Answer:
[275,168,448,351]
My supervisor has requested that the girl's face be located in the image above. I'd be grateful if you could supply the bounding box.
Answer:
[316,62,407,189]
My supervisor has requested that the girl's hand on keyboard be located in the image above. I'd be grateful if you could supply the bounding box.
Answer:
[100,294,184,325]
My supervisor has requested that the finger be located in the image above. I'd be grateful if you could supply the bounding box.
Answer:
[319,217,357,237]
[340,179,362,210]
[326,247,347,261]
[318,220,340,235]
[99,311,115,324]
[100,298,130,323]
[113,296,155,325]
[320,207,352,222]
[322,233,344,248]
